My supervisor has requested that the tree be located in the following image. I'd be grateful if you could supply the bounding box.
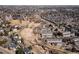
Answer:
[28,46,32,50]
[0,39,7,46]
[16,47,24,54]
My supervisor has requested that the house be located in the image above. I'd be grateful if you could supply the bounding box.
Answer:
[11,34,22,44]
[23,48,30,54]
[73,37,79,46]
[0,28,4,36]
[72,37,79,51]
[63,31,75,37]
[8,43,16,51]
[17,37,22,44]
[5,15,13,21]
[12,28,18,33]
[46,38,63,47]
[74,37,79,42]
[63,31,71,37]
[41,28,52,39]
[41,24,53,39]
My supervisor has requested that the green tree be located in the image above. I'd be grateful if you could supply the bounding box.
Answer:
[16,47,24,54]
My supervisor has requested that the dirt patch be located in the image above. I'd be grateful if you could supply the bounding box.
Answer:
[20,28,36,47]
